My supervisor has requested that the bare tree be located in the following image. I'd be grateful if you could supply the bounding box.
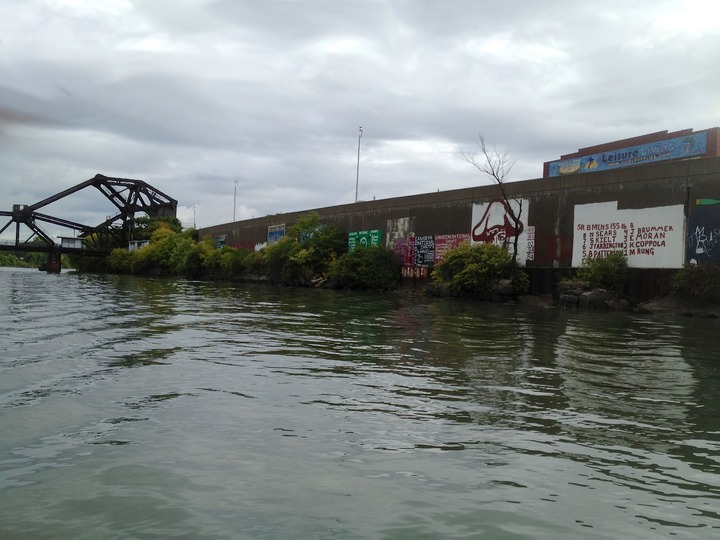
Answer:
[463,134,523,279]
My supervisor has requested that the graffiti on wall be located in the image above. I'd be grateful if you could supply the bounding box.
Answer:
[572,201,684,268]
[268,224,285,245]
[686,202,720,264]
[392,236,415,265]
[471,199,532,263]
[348,229,382,251]
[386,217,414,247]
[434,233,470,265]
[532,234,573,265]
[391,233,471,268]
[414,236,435,267]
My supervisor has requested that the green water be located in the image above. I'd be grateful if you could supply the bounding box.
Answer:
[1,267,719,539]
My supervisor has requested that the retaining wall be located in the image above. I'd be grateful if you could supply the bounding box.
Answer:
[199,156,720,299]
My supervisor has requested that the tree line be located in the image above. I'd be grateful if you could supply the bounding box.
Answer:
[7,211,714,304]
[63,212,525,295]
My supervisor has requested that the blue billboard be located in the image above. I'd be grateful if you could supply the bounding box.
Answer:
[548,132,707,177]
[268,224,285,245]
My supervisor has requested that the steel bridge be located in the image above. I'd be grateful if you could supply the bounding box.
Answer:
[0,174,177,272]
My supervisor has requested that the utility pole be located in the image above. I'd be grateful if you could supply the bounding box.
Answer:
[233,179,238,222]
[355,126,363,203]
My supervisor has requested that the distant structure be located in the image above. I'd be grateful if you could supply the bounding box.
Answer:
[543,127,720,178]
[0,173,177,272]
[201,127,720,299]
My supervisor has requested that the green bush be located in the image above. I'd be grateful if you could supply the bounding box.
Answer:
[671,263,720,303]
[107,248,134,274]
[240,212,348,286]
[106,228,208,277]
[576,251,628,292]
[511,266,531,295]
[328,246,401,290]
[263,236,306,285]
[74,211,346,285]
[0,253,33,267]
[432,243,513,297]
[181,242,209,278]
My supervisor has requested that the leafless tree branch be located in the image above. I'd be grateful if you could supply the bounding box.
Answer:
[462,134,516,185]
[463,133,523,277]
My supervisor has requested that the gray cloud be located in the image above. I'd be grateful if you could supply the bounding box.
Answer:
[1,0,719,236]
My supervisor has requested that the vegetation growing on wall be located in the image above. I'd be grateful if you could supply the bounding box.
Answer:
[574,251,629,292]
[463,134,524,279]
[69,212,404,291]
[670,263,720,304]
[328,245,402,290]
[431,243,528,297]
[241,212,348,286]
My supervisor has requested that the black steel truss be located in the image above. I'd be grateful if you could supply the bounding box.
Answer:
[0,173,177,252]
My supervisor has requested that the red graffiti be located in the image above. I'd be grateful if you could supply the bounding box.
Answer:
[532,234,573,264]
[472,199,524,246]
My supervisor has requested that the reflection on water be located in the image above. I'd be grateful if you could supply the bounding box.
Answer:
[1,267,719,538]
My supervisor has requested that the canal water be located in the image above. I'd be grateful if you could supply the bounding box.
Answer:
[1,267,719,539]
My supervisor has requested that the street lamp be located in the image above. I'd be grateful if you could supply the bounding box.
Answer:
[233,179,238,222]
[355,126,363,203]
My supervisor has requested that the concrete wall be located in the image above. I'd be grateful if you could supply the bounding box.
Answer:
[199,156,720,297]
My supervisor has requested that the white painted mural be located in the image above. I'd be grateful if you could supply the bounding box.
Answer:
[385,217,414,248]
[471,198,532,264]
[572,201,684,268]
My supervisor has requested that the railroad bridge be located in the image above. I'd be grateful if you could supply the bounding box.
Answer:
[0,174,177,272]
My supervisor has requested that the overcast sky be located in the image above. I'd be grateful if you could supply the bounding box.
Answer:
[2,0,719,238]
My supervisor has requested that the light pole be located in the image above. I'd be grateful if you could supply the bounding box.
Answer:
[355,126,362,203]
[233,179,238,222]
[193,205,196,229]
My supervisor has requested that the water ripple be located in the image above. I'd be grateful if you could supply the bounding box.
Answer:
[2,269,720,538]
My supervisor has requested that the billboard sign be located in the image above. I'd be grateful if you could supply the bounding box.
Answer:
[548,132,708,177]
[572,201,684,268]
[413,236,435,267]
[268,224,285,245]
[348,229,382,251]
[434,233,470,265]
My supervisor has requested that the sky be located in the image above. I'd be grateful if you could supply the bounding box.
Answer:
[1,0,719,239]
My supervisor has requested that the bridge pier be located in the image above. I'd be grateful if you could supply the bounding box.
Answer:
[40,251,61,273]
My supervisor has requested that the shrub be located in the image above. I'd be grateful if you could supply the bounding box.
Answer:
[241,213,348,286]
[179,241,209,278]
[671,263,720,303]
[107,248,134,274]
[302,224,347,275]
[263,237,306,285]
[511,266,530,295]
[328,246,401,290]
[576,251,628,292]
[432,243,512,297]
[125,228,203,276]
[243,250,268,275]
